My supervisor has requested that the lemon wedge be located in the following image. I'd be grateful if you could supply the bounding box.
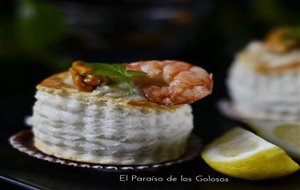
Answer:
[247,120,300,159]
[201,127,299,180]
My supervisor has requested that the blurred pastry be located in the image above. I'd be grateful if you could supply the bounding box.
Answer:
[32,60,213,165]
[227,27,300,121]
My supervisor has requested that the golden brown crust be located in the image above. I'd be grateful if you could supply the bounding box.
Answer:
[126,99,182,111]
[238,52,300,74]
[37,72,76,91]
[37,71,182,110]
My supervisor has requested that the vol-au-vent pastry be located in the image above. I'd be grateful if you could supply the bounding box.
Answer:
[227,27,300,122]
[32,60,213,165]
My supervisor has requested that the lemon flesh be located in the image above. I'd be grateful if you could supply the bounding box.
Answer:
[201,127,299,180]
[247,120,300,159]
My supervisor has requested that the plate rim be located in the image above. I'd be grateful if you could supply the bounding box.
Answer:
[9,130,202,172]
[217,99,300,124]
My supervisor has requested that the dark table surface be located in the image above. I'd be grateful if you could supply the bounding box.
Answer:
[2,0,300,187]
[0,96,299,190]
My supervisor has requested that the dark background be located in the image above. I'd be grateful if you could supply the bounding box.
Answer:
[0,0,300,189]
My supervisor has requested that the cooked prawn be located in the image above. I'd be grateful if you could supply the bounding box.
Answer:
[126,60,213,105]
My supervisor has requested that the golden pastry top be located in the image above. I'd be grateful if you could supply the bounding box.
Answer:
[36,72,183,111]
[237,27,300,74]
[238,51,300,74]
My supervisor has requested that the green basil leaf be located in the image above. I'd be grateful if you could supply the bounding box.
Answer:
[85,62,147,94]
[126,70,147,77]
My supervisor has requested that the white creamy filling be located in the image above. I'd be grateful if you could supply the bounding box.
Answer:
[64,75,146,100]
[93,83,146,100]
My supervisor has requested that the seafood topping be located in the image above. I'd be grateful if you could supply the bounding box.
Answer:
[126,60,213,105]
[70,61,104,92]
[69,60,213,106]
